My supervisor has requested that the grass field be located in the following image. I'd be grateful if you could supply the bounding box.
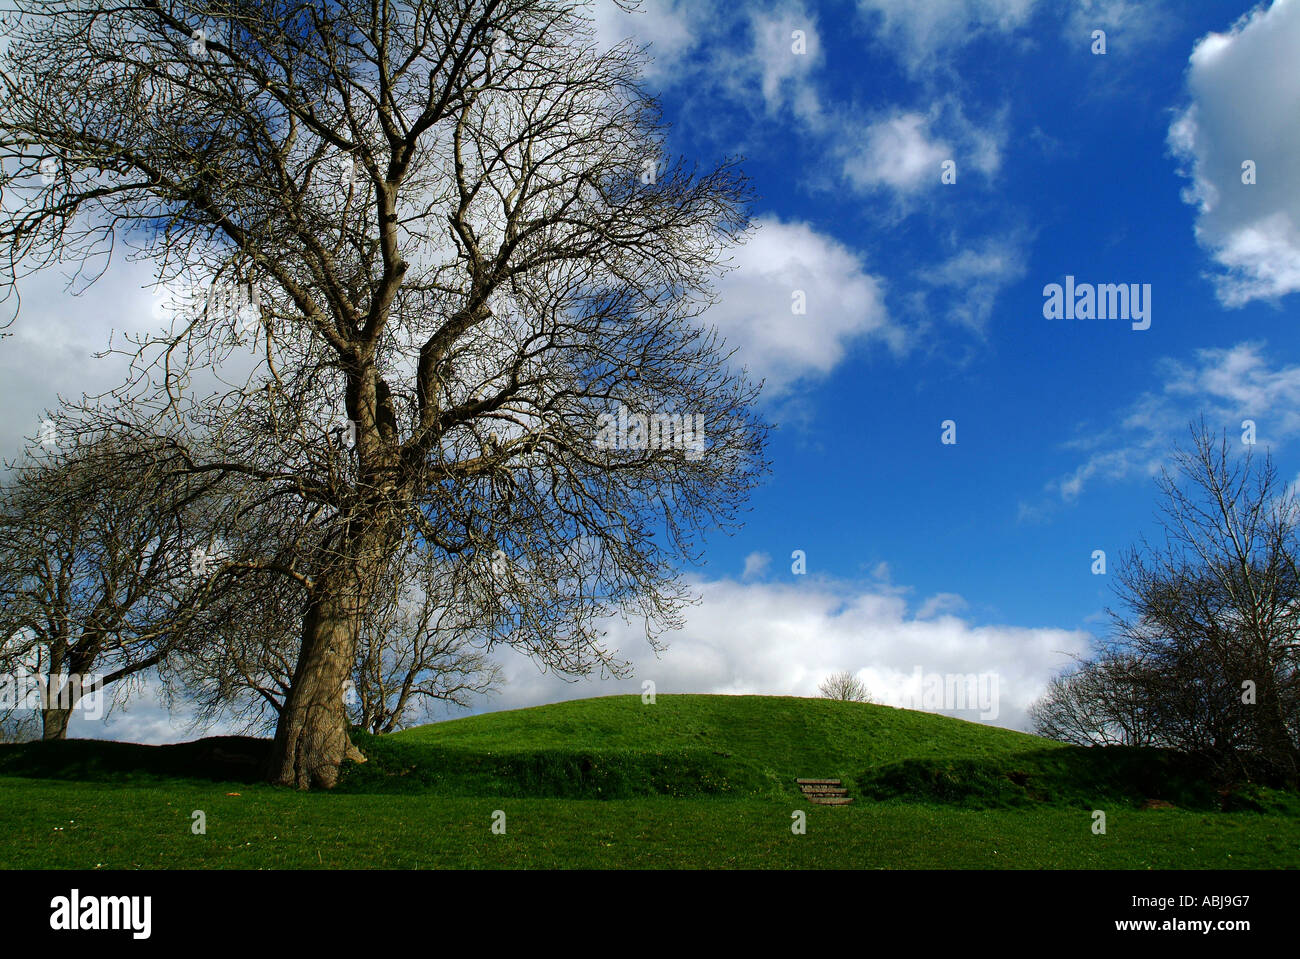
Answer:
[1,695,1297,869]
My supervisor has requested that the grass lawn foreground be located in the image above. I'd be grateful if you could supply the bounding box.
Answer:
[2,695,1297,869]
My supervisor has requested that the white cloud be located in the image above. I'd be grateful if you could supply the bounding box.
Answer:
[742,551,772,579]
[838,98,1005,202]
[916,592,968,618]
[855,0,1038,75]
[619,1,824,128]
[705,216,903,396]
[748,3,823,121]
[1160,341,1300,436]
[856,0,1164,71]
[589,0,704,79]
[1065,0,1173,49]
[843,112,951,193]
[1168,0,1300,306]
[1037,341,1300,504]
[490,575,1091,732]
[917,230,1029,332]
[0,259,278,472]
[0,262,159,462]
[599,2,1012,210]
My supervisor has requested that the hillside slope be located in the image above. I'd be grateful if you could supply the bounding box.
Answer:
[2,695,1286,810]
[396,693,1047,771]
[352,695,1286,809]
[339,693,1062,799]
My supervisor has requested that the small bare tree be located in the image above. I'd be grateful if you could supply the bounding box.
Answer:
[1029,652,1156,747]
[0,428,231,739]
[1130,424,1298,782]
[0,704,39,743]
[819,670,872,703]
[351,543,503,734]
[162,561,310,736]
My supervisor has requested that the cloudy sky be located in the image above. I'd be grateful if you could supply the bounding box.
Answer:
[9,0,1300,741]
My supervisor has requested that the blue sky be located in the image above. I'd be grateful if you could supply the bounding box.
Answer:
[625,5,1300,629]
[6,0,1300,741]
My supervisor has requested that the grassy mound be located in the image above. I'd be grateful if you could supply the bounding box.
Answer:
[336,733,773,798]
[339,694,1054,798]
[358,696,1055,790]
[0,695,1048,798]
[2,695,1293,811]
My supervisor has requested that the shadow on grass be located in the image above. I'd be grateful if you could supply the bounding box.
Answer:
[5,733,1297,813]
[0,735,270,785]
[855,745,1300,813]
[0,731,779,799]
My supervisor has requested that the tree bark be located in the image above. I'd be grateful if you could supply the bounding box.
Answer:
[266,586,368,788]
[41,706,71,740]
[266,519,396,789]
[39,672,79,740]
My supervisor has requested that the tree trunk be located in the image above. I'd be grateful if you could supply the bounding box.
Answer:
[39,672,79,740]
[266,587,368,788]
[266,520,396,789]
[41,706,71,740]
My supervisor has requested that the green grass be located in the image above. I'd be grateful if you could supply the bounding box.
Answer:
[346,694,1062,799]
[393,693,1053,775]
[1,694,1297,868]
[2,779,1297,869]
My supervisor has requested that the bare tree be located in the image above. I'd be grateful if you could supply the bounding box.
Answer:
[0,702,39,743]
[0,428,230,739]
[0,1,767,785]
[1087,422,1299,783]
[351,542,503,734]
[1029,652,1156,747]
[1140,425,1296,781]
[819,670,872,703]
[161,559,309,737]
